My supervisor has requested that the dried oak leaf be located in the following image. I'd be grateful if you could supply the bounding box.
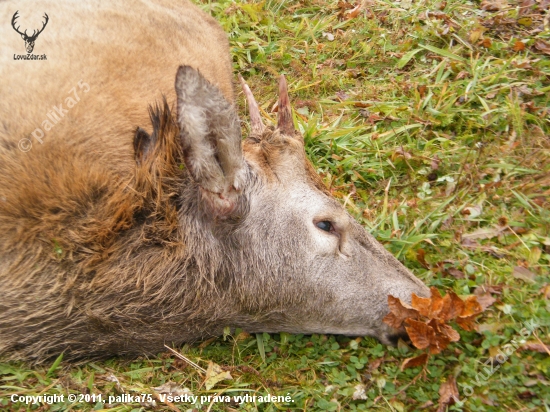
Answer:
[456,314,478,331]
[427,319,452,353]
[386,288,485,351]
[456,296,483,331]
[400,353,429,371]
[405,318,436,350]
[411,287,444,318]
[383,295,419,328]
[430,318,461,342]
[460,295,483,317]
[438,290,466,321]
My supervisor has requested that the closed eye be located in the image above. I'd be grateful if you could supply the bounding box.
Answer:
[315,220,333,232]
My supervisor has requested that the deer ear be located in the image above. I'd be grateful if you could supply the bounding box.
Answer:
[175,66,246,218]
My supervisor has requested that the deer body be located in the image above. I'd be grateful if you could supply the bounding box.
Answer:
[0,0,428,363]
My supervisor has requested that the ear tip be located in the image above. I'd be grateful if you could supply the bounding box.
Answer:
[175,65,201,86]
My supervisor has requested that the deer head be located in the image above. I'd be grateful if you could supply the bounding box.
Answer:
[11,11,49,54]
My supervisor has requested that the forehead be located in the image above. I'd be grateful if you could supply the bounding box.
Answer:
[242,130,329,195]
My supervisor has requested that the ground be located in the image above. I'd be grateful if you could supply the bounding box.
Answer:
[1,0,549,411]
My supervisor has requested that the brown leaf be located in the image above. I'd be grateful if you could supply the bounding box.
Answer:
[405,319,436,350]
[401,353,429,371]
[437,376,459,412]
[346,4,362,19]
[518,0,536,15]
[383,295,419,328]
[479,38,492,48]
[439,323,461,342]
[412,294,433,317]
[431,334,451,354]
[520,343,550,355]
[456,314,478,331]
[513,266,537,283]
[416,249,429,268]
[428,319,452,353]
[518,390,536,399]
[438,290,465,321]
[475,284,504,295]
[460,296,483,317]
[474,293,496,310]
[534,40,550,56]
[411,287,444,318]
[420,400,434,409]
[513,41,526,52]
[446,268,465,279]
[417,84,427,97]
[479,0,507,10]
[394,147,413,160]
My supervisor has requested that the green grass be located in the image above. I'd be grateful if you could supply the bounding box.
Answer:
[1,0,549,410]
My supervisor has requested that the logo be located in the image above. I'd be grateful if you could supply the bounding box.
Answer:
[11,10,48,54]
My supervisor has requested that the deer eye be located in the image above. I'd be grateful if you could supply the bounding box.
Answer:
[315,220,333,232]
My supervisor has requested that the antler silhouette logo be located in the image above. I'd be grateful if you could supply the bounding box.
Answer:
[11,11,49,54]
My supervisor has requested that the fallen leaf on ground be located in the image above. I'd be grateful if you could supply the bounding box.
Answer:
[437,375,459,412]
[346,4,362,19]
[406,319,436,350]
[401,353,429,370]
[386,287,485,354]
[446,267,465,279]
[383,295,419,328]
[513,40,526,51]
[462,226,507,240]
[513,266,537,283]
[204,362,233,390]
[534,40,550,55]
[520,343,550,355]
[480,0,507,11]
[474,293,497,310]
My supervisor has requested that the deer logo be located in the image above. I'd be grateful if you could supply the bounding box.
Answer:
[11,11,49,54]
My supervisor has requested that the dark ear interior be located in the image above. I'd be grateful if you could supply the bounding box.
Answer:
[133,127,156,163]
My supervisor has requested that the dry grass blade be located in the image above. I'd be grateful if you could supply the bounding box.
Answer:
[163,344,206,374]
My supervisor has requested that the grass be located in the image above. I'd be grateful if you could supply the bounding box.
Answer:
[1,0,549,410]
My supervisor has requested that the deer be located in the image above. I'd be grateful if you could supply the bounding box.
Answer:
[0,0,429,363]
